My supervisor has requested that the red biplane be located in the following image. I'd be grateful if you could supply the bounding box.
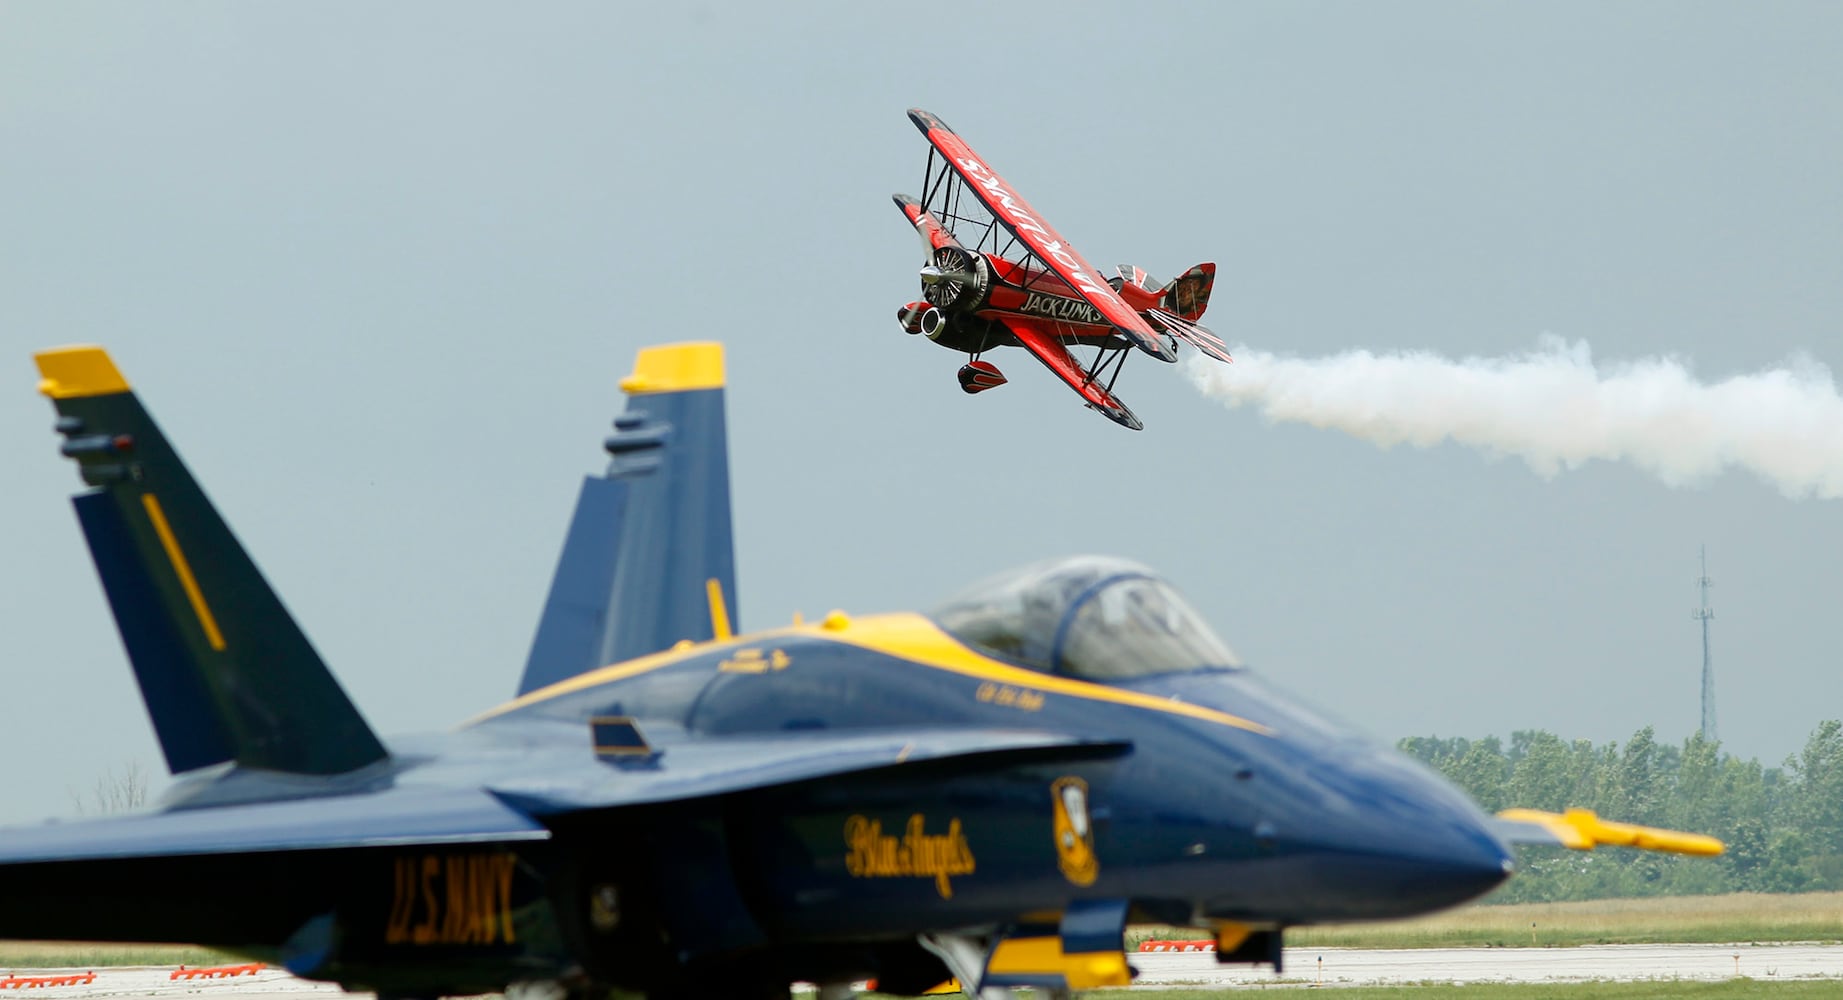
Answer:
[894,108,1231,430]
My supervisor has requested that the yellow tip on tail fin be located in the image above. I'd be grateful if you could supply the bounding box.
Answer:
[619,342,725,395]
[34,346,130,399]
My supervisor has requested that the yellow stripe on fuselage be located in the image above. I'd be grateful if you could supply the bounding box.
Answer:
[829,614,1271,736]
[140,493,227,651]
[464,640,713,726]
[470,612,1270,737]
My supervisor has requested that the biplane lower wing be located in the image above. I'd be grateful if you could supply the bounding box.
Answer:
[908,108,1177,363]
[999,315,1143,431]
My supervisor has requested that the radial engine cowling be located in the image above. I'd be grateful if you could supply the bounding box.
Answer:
[921,246,991,311]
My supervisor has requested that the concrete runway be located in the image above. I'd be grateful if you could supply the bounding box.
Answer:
[0,972,339,1000]
[5,945,1839,997]
[1135,943,1843,987]
[0,968,339,1000]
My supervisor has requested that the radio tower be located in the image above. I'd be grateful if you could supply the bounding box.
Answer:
[1693,546,1717,742]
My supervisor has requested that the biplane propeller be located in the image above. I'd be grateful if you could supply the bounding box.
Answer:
[894,108,1234,431]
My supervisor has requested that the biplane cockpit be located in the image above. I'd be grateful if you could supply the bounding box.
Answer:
[930,556,1242,681]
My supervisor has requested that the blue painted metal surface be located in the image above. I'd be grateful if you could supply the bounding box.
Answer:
[599,385,736,667]
[519,382,736,695]
[519,476,627,695]
[0,786,546,863]
[2,342,1706,1000]
[73,491,235,773]
[489,725,1130,814]
[42,384,387,775]
[474,620,1513,933]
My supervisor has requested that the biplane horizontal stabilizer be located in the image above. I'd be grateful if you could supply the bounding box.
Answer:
[1148,309,1234,365]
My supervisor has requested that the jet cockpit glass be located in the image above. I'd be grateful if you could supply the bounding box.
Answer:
[930,556,1241,681]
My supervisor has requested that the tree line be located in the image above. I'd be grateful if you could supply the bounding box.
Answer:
[1397,720,1843,902]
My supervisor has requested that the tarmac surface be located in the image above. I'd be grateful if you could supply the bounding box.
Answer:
[1135,942,1843,987]
[0,967,338,1000]
[3,945,1840,996]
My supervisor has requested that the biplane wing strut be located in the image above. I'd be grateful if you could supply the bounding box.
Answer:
[907,108,1177,364]
[998,316,1142,431]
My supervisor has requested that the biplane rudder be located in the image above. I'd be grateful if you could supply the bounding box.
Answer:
[518,342,737,695]
[1159,262,1217,322]
[33,346,390,777]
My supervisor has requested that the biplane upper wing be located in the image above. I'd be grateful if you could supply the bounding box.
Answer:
[998,315,1143,431]
[908,109,1177,363]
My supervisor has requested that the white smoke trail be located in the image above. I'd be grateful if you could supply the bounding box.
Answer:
[1186,335,1843,499]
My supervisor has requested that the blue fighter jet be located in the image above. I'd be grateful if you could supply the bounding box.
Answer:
[3,343,1718,1000]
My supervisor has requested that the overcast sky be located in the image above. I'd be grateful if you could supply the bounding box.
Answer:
[2,2,1838,822]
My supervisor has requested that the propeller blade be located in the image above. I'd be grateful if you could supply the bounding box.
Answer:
[915,215,940,261]
[920,264,976,286]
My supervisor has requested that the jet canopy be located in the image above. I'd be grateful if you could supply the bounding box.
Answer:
[931,556,1241,681]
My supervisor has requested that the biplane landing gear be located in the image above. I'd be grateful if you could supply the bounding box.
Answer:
[958,360,1006,394]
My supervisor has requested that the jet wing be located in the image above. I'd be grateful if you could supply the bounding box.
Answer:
[908,109,1176,363]
[488,725,1132,815]
[0,787,548,865]
[1492,808,1723,856]
[997,315,1143,431]
[0,730,1126,866]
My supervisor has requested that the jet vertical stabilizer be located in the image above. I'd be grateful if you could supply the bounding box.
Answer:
[518,342,736,695]
[35,347,388,776]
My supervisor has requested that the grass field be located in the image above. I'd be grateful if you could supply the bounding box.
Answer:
[1129,892,1843,949]
[0,940,238,970]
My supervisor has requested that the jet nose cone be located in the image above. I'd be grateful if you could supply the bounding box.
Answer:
[1369,822,1515,913]
[1320,751,1516,917]
[1226,746,1517,922]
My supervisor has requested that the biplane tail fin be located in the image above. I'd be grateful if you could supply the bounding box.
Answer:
[518,342,737,695]
[1158,262,1216,322]
[34,346,389,777]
